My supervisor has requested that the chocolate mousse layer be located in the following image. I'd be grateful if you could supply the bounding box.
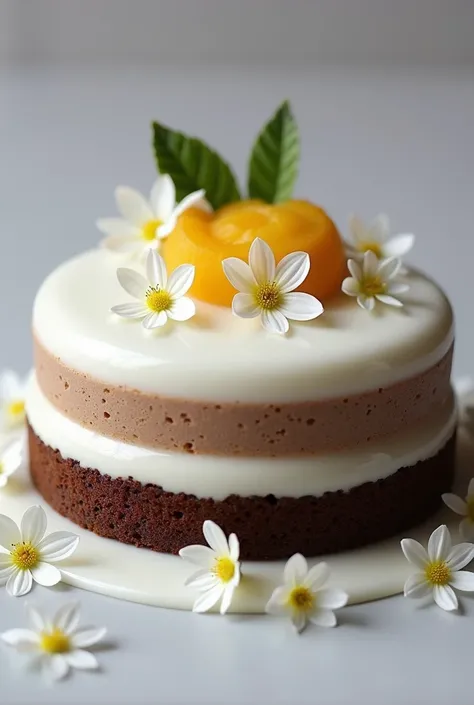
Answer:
[29,425,456,560]
[35,339,453,456]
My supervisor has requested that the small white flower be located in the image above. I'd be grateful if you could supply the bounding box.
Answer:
[0,439,23,489]
[179,520,240,614]
[111,248,195,330]
[222,237,324,335]
[342,250,409,311]
[0,505,79,597]
[0,370,27,435]
[442,479,474,541]
[345,213,414,261]
[401,524,474,611]
[1,602,106,681]
[97,174,208,257]
[265,553,348,633]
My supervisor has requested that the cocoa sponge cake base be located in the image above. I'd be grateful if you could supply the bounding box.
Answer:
[29,426,456,560]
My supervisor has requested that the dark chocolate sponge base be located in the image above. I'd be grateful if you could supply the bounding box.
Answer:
[28,425,456,561]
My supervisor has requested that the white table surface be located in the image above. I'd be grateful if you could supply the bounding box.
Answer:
[0,63,473,704]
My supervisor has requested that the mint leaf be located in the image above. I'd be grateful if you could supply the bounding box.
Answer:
[248,100,300,204]
[152,122,241,210]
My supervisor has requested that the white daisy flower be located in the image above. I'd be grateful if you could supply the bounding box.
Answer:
[111,248,195,330]
[401,524,474,611]
[265,553,348,634]
[0,370,27,435]
[442,479,474,541]
[346,213,414,260]
[222,237,324,335]
[0,505,79,597]
[0,439,23,489]
[179,520,240,614]
[1,602,106,681]
[97,174,208,257]
[342,250,409,311]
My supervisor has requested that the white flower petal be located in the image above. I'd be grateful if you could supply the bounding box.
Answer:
[31,562,61,587]
[111,303,147,319]
[1,628,40,647]
[146,250,167,289]
[27,605,47,632]
[7,568,32,597]
[368,213,390,244]
[71,627,107,649]
[232,293,260,319]
[383,233,415,258]
[203,520,229,555]
[442,493,468,516]
[150,175,176,221]
[53,602,80,635]
[304,562,329,591]
[403,572,432,599]
[185,570,220,591]
[192,584,224,613]
[347,259,362,280]
[37,531,79,562]
[20,506,46,545]
[317,588,348,610]
[357,294,375,311]
[116,268,147,300]
[459,518,474,541]
[349,215,368,245]
[96,218,138,239]
[261,309,289,335]
[142,311,168,329]
[400,538,429,569]
[284,553,308,585]
[274,252,310,293]
[377,257,401,281]
[0,371,22,400]
[179,544,215,568]
[167,265,195,298]
[0,513,21,549]
[341,277,359,296]
[173,189,206,218]
[468,479,474,496]
[375,294,403,307]
[362,250,379,278]
[450,570,474,592]
[291,610,308,633]
[228,533,240,562]
[446,542,474,571]
[433,584,458,611]
[43,653,69,681]
[222,258,256,293]
[115,186,153,226]
[310,608,337,628]
[65,649,99,670]
[156,216,177,240]
[387,282,410,296]
[428,525,451,562]
[249,238,275,284]
[220,585,236,615]
[265,586,289,614]
[279,293,324,322]
[0,562,16,585]
[167,297,195,322]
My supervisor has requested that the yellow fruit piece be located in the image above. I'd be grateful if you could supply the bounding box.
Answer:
[162,199,346,307]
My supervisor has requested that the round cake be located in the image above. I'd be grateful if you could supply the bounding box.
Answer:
[26,103,456,560]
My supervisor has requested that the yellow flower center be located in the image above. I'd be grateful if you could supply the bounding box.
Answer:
[146,287,172,313]
[361,275,386,297]
[10,541,40,571]
[467,496,474,522]
[358,241,383,258]
[214,556,235,583]
[142,219,163,242]
[287,585,314,613]
[253,281,282,311]
[40,628,70,654]
[7,399,25,422]
[425,560,451,586]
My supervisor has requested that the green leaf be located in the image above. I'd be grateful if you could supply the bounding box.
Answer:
[152,121,241,210]
[248,100,300,204]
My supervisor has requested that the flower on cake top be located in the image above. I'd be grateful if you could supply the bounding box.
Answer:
[345,213,414,261]
[265,553,348,633]
[222,237,324,335]
[401,524,474,611]
[1,602,106,681]
[341,251,409,311]
[0,439,22,489]
[179,520,240,614]
[442,479,474,541]
[97,174,208,257]
[0,370,27,436]
[111,249,195,329]
[0,505,79,597]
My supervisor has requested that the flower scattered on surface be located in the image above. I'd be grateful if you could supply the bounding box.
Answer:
[1,602,106,681]
[222,237,324,335]
[111,248,195,329]
[401,524,474,611]
[345,213,414,261]
[0,439,23,489]
[265,553,348,633]
[97,174,208,257]
[179,520,241,614]
[0,370,27,435]
[442,479,474,541]
[0,505,79,597]
[341,250,409,311]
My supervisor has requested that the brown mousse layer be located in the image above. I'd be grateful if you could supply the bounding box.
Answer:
[29,425,456,560]
[34,339,453,457]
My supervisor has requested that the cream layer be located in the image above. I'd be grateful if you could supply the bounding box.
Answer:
[33,249,454,403]
[26,374,457,500]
